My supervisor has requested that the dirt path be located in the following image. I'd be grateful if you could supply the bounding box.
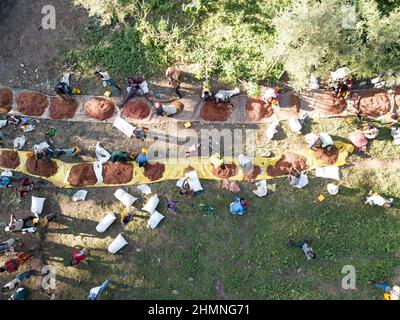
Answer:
[0,0,87,92]
[350,158,400,170]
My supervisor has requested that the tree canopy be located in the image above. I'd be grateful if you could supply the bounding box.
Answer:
[70,0,400,89]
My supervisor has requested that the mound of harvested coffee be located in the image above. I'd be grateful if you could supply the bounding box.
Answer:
[311,92,346,114]
[68,163,98,187]
[143,163,165,181]
[267,153,308,177]
[0,150,20,169]
[49,96,78,119]
[122,100,150,120]
[358,92,390,117]
[16,92,48,116]
[26,157,58,177]
[212,163,238,179]
[102,163,133,184]
[200,100,232,122]
[84,97,115,120]
[243,165,261,181]
[0,88,13,113]
[246,97,273,121]
[312,145,339,165]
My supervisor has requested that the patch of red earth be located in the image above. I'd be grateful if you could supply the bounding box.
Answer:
[200,100,232,122]
[246,97,274,121]
[102,163,133,184]
[84,97,115,120]
[212,163,238,179]
[267,153,309,177]
[26,157,58,177]
[68,163,98,187]
[49,96,78,119]
[144,163,165,181]
[311,92,346,114]
[243,165,261,181]
[0,88,13,113]
[312,145,339,165]
[16,92,48,116]
[358,92,391,117]
[122,100,150,120]
[0,150,20,169]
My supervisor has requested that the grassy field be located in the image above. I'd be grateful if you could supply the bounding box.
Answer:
[1,166,399,300]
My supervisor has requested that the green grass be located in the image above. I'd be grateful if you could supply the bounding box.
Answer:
[6,166,395,300]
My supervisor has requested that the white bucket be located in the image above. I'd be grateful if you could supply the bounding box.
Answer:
[147,211,165,229]
[327,183,339,195]
[31,196,46,214]
[142,195,160,214]
[108,233,128,254]
[96,213,116,233]
[114,189,137,208]
[288,117,302,134]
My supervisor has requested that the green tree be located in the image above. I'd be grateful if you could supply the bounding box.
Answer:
[272,0,400,90]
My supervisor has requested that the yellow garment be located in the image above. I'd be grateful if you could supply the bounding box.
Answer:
[384,293,391,300]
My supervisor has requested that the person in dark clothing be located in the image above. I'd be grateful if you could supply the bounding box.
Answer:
[110,150,132,163]
[118,76,145,109]
[286,238,316,260]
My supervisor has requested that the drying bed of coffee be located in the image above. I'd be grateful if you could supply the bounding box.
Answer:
[200,100,232,122]
[0,150,20,169]
[122,100,151,120]
[84,97,115,120]
[212,163,238,179]
[243,165,261,181]
[16,92,48,116]
[267,153,309,177]
[311,92,346,114]
[26,157,58,177]
[49,96,79,119]
[0,88,13,113]
[312,145,339,165]
[357,92,391,117]
[143,163,166,181]
[246,97,274,121]
[102,163,133,184]
[68,163,98,187]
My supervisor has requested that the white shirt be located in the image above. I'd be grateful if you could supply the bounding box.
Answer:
[99,71,111,81]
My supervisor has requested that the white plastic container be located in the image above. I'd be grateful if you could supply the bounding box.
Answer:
[142,195,160,214]
[96,213,116,233]
[108,233,128,254]
[114,189,137,208]
[288,117,302,134]
[31,196,46,214]
[147,211,165,229]
[327,183,339,195]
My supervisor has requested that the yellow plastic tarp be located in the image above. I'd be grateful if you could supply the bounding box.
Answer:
[0,142,354,188]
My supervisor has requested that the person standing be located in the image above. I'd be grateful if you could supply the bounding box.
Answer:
[166,67,182,98]
[118,76,145,109]
[95,71,122,94]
